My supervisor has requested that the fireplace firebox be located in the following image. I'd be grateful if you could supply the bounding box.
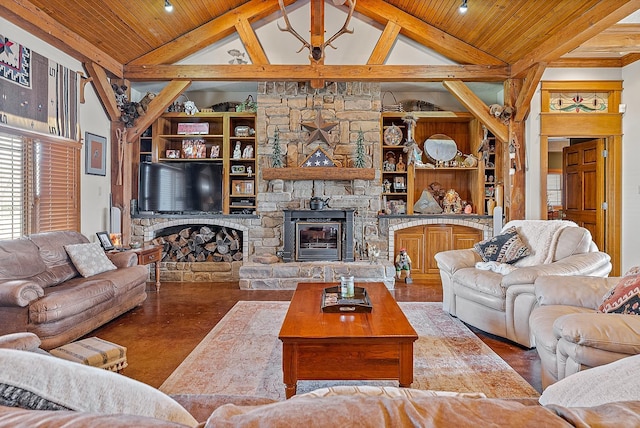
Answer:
[283,209,354,262]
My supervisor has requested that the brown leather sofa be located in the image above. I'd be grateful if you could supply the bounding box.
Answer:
[0,231,148,350]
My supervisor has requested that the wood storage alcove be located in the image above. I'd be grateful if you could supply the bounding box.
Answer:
[151,225,243,263]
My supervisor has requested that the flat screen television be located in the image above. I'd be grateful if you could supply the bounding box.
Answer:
[138,162,223,213]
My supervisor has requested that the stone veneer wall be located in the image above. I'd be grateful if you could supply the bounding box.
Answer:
[131,82,495,284]
[254,81,387,259]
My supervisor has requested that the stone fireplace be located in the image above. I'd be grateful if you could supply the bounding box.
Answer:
[130,81,495,287]
[282,209,354,262]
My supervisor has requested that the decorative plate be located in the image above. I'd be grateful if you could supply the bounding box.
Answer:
[424,134,458,162]
[383,124,403,146]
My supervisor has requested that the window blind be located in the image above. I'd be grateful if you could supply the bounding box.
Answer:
[0,130,80,238]
[0,132,25,239]
[34,139,81,233]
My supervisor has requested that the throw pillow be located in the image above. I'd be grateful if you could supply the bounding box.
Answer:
[64,242,117,278]
[0,349,198,427]
[598,272,640,314]
[473,226,531,264]
[539,354,640,407]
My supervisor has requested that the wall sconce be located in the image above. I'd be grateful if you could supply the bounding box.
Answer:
[164,0,173,12]
[459,0,468,13]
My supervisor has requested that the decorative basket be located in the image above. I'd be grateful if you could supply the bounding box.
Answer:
[236,95,257,112]
[382,91,404,112]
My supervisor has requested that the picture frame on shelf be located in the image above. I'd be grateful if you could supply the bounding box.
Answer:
[96,231,114,251]
[393,176,406,192]
[85,132,107,176]
[232,180,254,196]
[182,139,206,159]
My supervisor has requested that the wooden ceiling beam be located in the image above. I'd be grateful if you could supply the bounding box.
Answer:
[0,0,122,77]
[235,18,269,65]
[356,0,505,66]
[124,64,509,82]
[549,58,623,68]
[129,0,296,66]
[368,21,401,65]
[84,62,121,122]
[514,63,546,123]
[511,0,640,77]
[125,80,192,143]
[571,24,640,53]
[442,80,508,143]
[622,52,640,66]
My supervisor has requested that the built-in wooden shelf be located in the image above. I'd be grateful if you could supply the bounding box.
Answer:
[262,167,375,181]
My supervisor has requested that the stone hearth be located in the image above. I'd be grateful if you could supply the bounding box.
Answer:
[239,260,396,290]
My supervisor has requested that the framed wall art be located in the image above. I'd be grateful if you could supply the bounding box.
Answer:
[85,132,107,176]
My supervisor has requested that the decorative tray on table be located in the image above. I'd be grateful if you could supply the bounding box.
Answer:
[321,286,372,313]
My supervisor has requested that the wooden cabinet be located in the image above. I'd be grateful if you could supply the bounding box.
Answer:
[381,112,496,215]
[395,224,483,281]
[138,112,257,215]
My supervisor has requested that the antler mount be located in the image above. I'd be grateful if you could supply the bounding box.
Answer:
[278,0,356,63]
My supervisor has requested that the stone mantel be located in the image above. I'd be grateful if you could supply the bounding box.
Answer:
[262,167,375,181]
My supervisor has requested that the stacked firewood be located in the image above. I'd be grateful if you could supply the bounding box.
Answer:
[152,226,242,262]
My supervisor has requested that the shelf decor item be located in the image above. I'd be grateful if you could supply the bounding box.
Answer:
[236,95,257,112]
[232,180,254,195]
[177,122,209,135]
[424,134,458,164]
[383,123,403,146]
[381,91,404,112]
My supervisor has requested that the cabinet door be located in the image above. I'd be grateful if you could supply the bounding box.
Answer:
[394,229,425,276]
[393,224,484,282]
[425,225,453,276]
[453,230,483,251]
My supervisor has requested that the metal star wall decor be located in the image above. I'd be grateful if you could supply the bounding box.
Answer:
[302,110,338,145]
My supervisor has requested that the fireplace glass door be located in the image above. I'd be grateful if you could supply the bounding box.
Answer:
[295,222,341,261]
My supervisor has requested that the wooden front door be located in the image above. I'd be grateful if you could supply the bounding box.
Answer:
[562,139,605,249]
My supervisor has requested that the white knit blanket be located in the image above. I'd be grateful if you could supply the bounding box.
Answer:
[509,220,576,267]
[475,220,577,275]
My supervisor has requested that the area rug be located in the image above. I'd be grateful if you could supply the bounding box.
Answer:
[160,301,539,401]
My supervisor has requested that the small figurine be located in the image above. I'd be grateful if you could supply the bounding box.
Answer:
[395,248,412,284]
[233,141,242,159]
[247,166,253,177]
[383,179,392,193]
[242,144,254,159]
[210,145,220,158]
[396,155,405,172]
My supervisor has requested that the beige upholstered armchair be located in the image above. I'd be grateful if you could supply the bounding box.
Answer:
[434,220,611,348]
[530,274,640,389]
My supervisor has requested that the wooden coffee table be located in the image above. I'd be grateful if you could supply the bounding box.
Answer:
[278,282,418,398]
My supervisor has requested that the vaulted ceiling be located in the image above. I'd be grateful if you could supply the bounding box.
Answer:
[2,0,640,84]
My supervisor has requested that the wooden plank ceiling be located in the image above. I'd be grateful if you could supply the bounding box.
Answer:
[1,0,640,81]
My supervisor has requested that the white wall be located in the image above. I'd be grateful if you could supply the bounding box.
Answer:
[0,18,111,242]
[621,62,640,271]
